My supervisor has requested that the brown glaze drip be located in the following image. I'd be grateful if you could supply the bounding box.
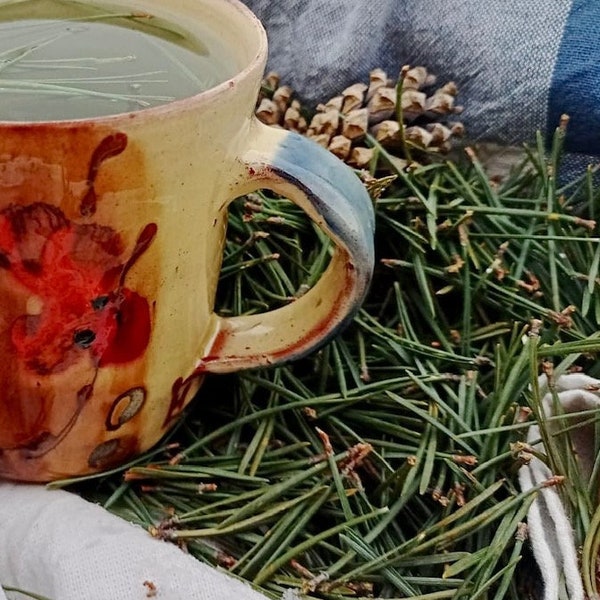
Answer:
[87,434,139,470]
[19,382,94,459]
[162,373,203,428]
[119,223,157,287]
[80,133,128,217]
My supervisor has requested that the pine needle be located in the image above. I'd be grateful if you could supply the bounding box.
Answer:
[50,79,600,600]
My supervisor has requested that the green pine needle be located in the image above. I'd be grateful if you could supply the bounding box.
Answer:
[56,122,600,599]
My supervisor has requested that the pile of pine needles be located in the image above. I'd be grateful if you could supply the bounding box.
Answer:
[64,120,600,600]
[5,13,597,599]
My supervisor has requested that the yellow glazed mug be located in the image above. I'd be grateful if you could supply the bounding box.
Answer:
[0,0,375,481]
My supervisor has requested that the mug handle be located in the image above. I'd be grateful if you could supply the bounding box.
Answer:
[199,120,375,374]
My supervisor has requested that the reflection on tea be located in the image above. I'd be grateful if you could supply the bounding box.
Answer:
[0,0,236,121]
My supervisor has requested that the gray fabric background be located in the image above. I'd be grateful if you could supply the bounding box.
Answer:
[243,0,572,146]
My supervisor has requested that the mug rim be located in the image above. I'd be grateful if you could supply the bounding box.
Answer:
[0,0,268,127]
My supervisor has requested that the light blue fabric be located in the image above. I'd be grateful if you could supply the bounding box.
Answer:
[243,0,600,161]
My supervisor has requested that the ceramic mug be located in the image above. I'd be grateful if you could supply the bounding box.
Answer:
[0,0,375,481]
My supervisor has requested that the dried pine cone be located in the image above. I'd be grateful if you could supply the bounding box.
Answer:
[256,66,464,171]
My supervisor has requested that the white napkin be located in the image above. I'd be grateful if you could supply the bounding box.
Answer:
[0,483,270,600]
[519,373,600,600]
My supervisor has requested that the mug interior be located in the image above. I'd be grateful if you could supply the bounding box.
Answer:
[109,0,268,76]
[0,0,267,122]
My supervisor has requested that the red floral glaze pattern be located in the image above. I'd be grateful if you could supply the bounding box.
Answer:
[0,132,157,469]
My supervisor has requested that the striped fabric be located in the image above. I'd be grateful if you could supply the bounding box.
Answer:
[244,0,599,159]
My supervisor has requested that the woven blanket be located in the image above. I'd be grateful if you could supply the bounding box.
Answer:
[245,0,599,163]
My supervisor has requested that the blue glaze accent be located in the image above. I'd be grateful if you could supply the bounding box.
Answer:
[271,130,375,270]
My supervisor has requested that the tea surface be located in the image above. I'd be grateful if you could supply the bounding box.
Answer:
[0,0,236,120]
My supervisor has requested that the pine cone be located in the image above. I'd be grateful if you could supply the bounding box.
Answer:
[255,65,464,171]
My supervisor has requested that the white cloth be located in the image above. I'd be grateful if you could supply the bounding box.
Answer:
[519,373,600,600]
[0,483,270,600]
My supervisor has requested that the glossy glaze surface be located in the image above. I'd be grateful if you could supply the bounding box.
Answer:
[0,0,374,481]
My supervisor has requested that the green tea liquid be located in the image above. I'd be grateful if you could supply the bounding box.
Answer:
[0,0,236,120]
